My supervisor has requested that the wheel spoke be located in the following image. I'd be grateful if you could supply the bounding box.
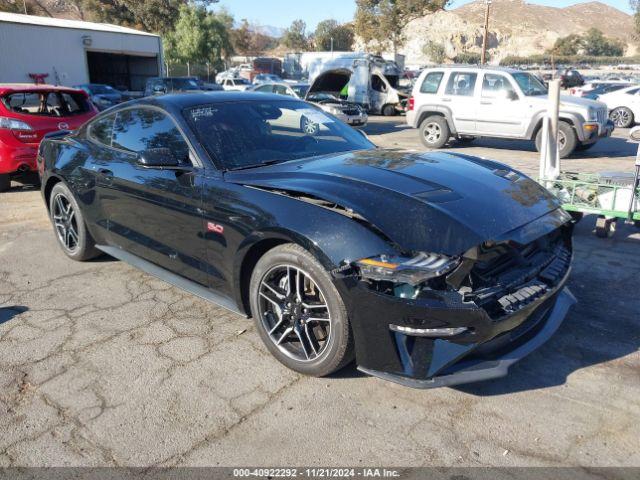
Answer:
[304,324,318,356]
[68,226,79,246]
[302,302,327,310]
[276,327,294,345]
[306,316,330,323]
[55,195,65,216]
[294,324,311,360]
[260,291,282,312]
[268,313,286,335]
[261,280,285,300]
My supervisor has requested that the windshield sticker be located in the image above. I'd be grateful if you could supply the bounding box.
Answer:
[299,108,334,124]
[191,107,218,120]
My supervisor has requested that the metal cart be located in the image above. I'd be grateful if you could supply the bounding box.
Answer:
[540,127,640,238]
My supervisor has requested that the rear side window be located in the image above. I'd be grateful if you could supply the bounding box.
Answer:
[111,108,190,162]
[444,72,477,97]
[625,88,640,95]
[420,72,444,94]
[88,114,116,146]
[2,91,89,116]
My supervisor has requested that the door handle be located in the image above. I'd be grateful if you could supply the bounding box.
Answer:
[442,98,452,102]
[480,101,493,105]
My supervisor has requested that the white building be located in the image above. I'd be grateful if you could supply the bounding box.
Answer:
[0,12,163,91]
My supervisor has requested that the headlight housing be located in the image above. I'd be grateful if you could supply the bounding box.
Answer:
[354,253,460,285]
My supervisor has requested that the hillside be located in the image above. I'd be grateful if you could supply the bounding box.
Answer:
[402,0,636,65]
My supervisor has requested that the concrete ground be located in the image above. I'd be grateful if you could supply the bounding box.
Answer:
[0,118,638,467]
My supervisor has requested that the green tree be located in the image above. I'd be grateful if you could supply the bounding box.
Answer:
[165,4,232,73]
[422,40,446,63]
[281,19,309,51]
[355,0,449,54]
[314,19,354,51]
[547,33,582,56]
[232,19,253,59]
[581,28,625,56]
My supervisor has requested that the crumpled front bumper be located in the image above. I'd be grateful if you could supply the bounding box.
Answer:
[358,287,576,389]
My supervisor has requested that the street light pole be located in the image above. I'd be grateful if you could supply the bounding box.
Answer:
[481,0,492,65]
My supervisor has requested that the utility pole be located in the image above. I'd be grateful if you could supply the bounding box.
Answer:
[481,0,492,65]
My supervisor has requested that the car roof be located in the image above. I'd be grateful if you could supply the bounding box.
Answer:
[0,83,85,94]
[134,91,302,110]
[423,65,523,75]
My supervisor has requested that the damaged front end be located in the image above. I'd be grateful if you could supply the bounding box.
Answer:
[340,219,576,389]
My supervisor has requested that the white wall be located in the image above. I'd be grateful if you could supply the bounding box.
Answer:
[0,21,161,86]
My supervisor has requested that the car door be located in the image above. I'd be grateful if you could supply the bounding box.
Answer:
[441,71,478,134]
[92,106,209,286]
[475,72,526,137]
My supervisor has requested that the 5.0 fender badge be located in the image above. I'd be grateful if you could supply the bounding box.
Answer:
[207,222,224,234]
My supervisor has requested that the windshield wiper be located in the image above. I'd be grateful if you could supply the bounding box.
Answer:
[227,159,283,171]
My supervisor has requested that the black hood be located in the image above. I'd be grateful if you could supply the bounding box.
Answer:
[225,150,569,255]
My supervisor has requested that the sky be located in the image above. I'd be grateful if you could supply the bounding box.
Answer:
[214,0,632,31]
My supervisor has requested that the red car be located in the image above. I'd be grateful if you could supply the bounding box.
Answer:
[0,84,97,191]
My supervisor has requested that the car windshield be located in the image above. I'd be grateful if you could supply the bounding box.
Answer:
[89,85,116,94]
[172,79,200,90]
[512,72,547,96]
[292,85,310,97]
[185,100,374,170]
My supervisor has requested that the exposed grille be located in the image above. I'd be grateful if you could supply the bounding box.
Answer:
[597,107,607,125]
[343,109,361,116]
[464,229,571,319]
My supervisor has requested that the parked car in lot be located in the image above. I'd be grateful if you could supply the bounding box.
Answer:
[250,82,368,127]
[598,85,640,128]
[143,77,201,97]
[407,66,613,158]
[253,74,284,85]
[569,81,631,98]
[38,92,575,388]
[221,77,251,91]
[559,68,585,89]
[74,83,123,111]
[0,84,97,191]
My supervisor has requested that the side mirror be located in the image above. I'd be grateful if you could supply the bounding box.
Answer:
[138,148,180,168]
[153,85,167,94]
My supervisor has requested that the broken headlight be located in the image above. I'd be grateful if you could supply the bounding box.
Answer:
[354,253,460,286]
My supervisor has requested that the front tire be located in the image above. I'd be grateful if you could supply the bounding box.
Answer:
[610,107,634,128]
[0,174,10,192]
[249,243,354,377]
[49,182,101,261]
[535,121,577,158]
[382,104,396,117]
[419,115,450,149]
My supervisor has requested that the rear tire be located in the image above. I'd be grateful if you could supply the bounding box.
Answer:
[534,121,577,158]
[419,115,450,149]
[610,107,634,128]
[0,174,10,192]
[382,104,396,117]
[49,182,101,261]
[249,243,354,377]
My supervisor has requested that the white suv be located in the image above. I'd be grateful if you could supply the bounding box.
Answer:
[406,67,613,158]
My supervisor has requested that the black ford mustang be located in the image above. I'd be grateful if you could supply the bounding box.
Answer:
[38,92,576,388]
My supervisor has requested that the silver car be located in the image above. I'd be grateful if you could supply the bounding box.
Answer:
[250,82,368,127]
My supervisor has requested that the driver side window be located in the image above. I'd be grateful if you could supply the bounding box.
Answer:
[481,73,517,99]
[111,108,190,163]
